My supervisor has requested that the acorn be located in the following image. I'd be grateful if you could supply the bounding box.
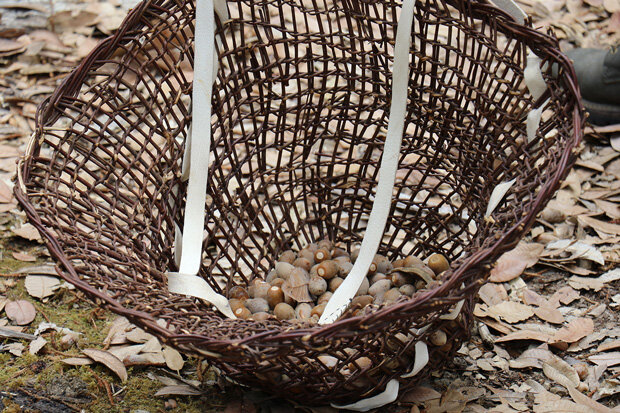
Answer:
[245,298,270,314]
[351,295,373,309]
[368,279,392,298]
[293,257,313,272]
[367,261,378,275]
[415,279,426,290]
[427,253,449,275]
[275,261,295,280]
[355,278,369,297]
[392,258,406,268]
[270,277,285,288]
[265,269,278,284]
[337,261,353,276]
[279,250,297,264]
[391,272,410,288]
[329,277,344,292]
[429,330,447,346]
[249,312,272,322]
[234,306,252,319]
[383,288,402,304]
[318,291,333,305]
[314,248,332,263]
[228,286,249,301]
[370,273,388,284]
[267,285,285,308]
[374,255,392,273]
[309,275,327,296]
[317,260,339,279]
[228,298,246,312]
[311,303,326,317]
[317,239,334,251]
[332,248,348,258]
[298,248,316,263]
[404,255,424,268]
[295,303,313,320]
[399,284,415,297]
[351,248,360,263]
[334,255,350,265]
[274,303,295,320]
[248,279,271,300]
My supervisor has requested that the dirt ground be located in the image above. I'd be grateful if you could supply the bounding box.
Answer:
[0,0,619,412]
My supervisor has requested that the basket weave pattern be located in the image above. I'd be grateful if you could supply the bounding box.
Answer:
[16,0,582,405]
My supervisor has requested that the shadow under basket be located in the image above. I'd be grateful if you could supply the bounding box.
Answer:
[16,0,583,407]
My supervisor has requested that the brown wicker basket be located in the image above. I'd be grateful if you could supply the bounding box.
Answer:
[15,0,583,407]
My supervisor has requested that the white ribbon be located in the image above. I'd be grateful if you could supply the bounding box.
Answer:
[319,0,417,325]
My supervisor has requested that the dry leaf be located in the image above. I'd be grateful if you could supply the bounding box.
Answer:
[4,342,25,356]
[568,386,616,413]
[496,329,554,344]
[154,385,202,396]
[25,275,61,299]
[534,400,591,413]
[553,318,594,344]
[12,252,36,262]
[487,301,534,324]
[542,355,580,389]
[126,327,155,343]
[588,352,620,367]
[597,339,620,352]
[478,284,508,306]
[509,346,553,369]
[401,386,442,403]
[82,348,128,382]
[578,215,620,237]
[12,224,41,241]
[162,345,184,371]
[535,305,564,324]
[29,336,47,355]
[5,300,37,325]
[124,352,166,366]
[103,317,131,346]
[490,243,543,282]
[549,286,580,306]
[107,344,145,362]
[62,357,94,366]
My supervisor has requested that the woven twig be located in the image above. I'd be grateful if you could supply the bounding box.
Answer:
[15,0,583,406]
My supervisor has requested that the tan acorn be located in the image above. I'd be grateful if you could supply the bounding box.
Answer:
[228,298,246,312]
[228,286,249,301]
[317,260,339,279]
[275,261,295,280]
[274,303,295,320]
[234,306,252,319]
[270,277,285,288]
[295,303,313,320]
[332,248,348,258]
[383,288,402,304]
[317,291,333,305]
[267,285,285,308]
[427,253,449,275]
[370,273,388,284]
[314,248,332,263]
[279,250,297,264]
[317,239,334,251]
[245,298,269,313]
[309,275,328,296]
[293,257,313,272]
[399,284,415,297]
[329,277,344,292]
[248,279,271,300]
[355,278,369,296]
[249,312,272,322]
[311,303,326,317]
[351,295,373,309]
[404,255,424,267]
[429,330,447,346]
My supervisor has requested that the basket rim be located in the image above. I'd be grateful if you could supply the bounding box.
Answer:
[14,0,584,350]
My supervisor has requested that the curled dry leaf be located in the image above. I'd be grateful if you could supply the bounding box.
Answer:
[12,252,36,262]
[490,242,543,282]
[162,345,184,371]
[82,348,128,382]
[28,336,47,355]
[5,300,37,325]
[542,355,580,390]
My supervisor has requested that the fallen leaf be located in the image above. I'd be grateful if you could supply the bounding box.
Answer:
[496,329,554,344]
[82,348,128,382]
[103,317,131,346]
[29,336,47,355]
[553,318,594,344]
[3,342,25,356]
[549,286,580,307]
[509,345,554,369]
[5,300,37,325]
[597,339,620,352]
[545,240,605,265]
[12,224,41,241]
[578,215,620,237]
[588,352,620,367]
[401,385,442,403]
[487,301,534,324]
[542,355,580,389]
[485,179,516,218]
[107,344,145,362]
[25,275,61,299]
[568,386,616,413]
[62,357,94,366]
[154,385,202,396]
[490,243,543,282]
[478,283,508,306]
[568,276,604,292]
[535,305,564,324]
[534,400,591,413]
[11,252,36,262]
[162,345,184,371]
[126,327,155,343]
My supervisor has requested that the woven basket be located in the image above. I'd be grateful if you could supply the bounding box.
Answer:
[16,0,583,407]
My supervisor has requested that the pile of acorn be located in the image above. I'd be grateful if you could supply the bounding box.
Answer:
[227,240,450,323]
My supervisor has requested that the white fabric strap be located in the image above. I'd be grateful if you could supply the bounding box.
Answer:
[331,379,399,411]
[319,0,416,325]
[400,341,429,378]
[167,0,235,319]
[489,0,527,24]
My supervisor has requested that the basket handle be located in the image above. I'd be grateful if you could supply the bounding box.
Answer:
[167,0,236,319]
